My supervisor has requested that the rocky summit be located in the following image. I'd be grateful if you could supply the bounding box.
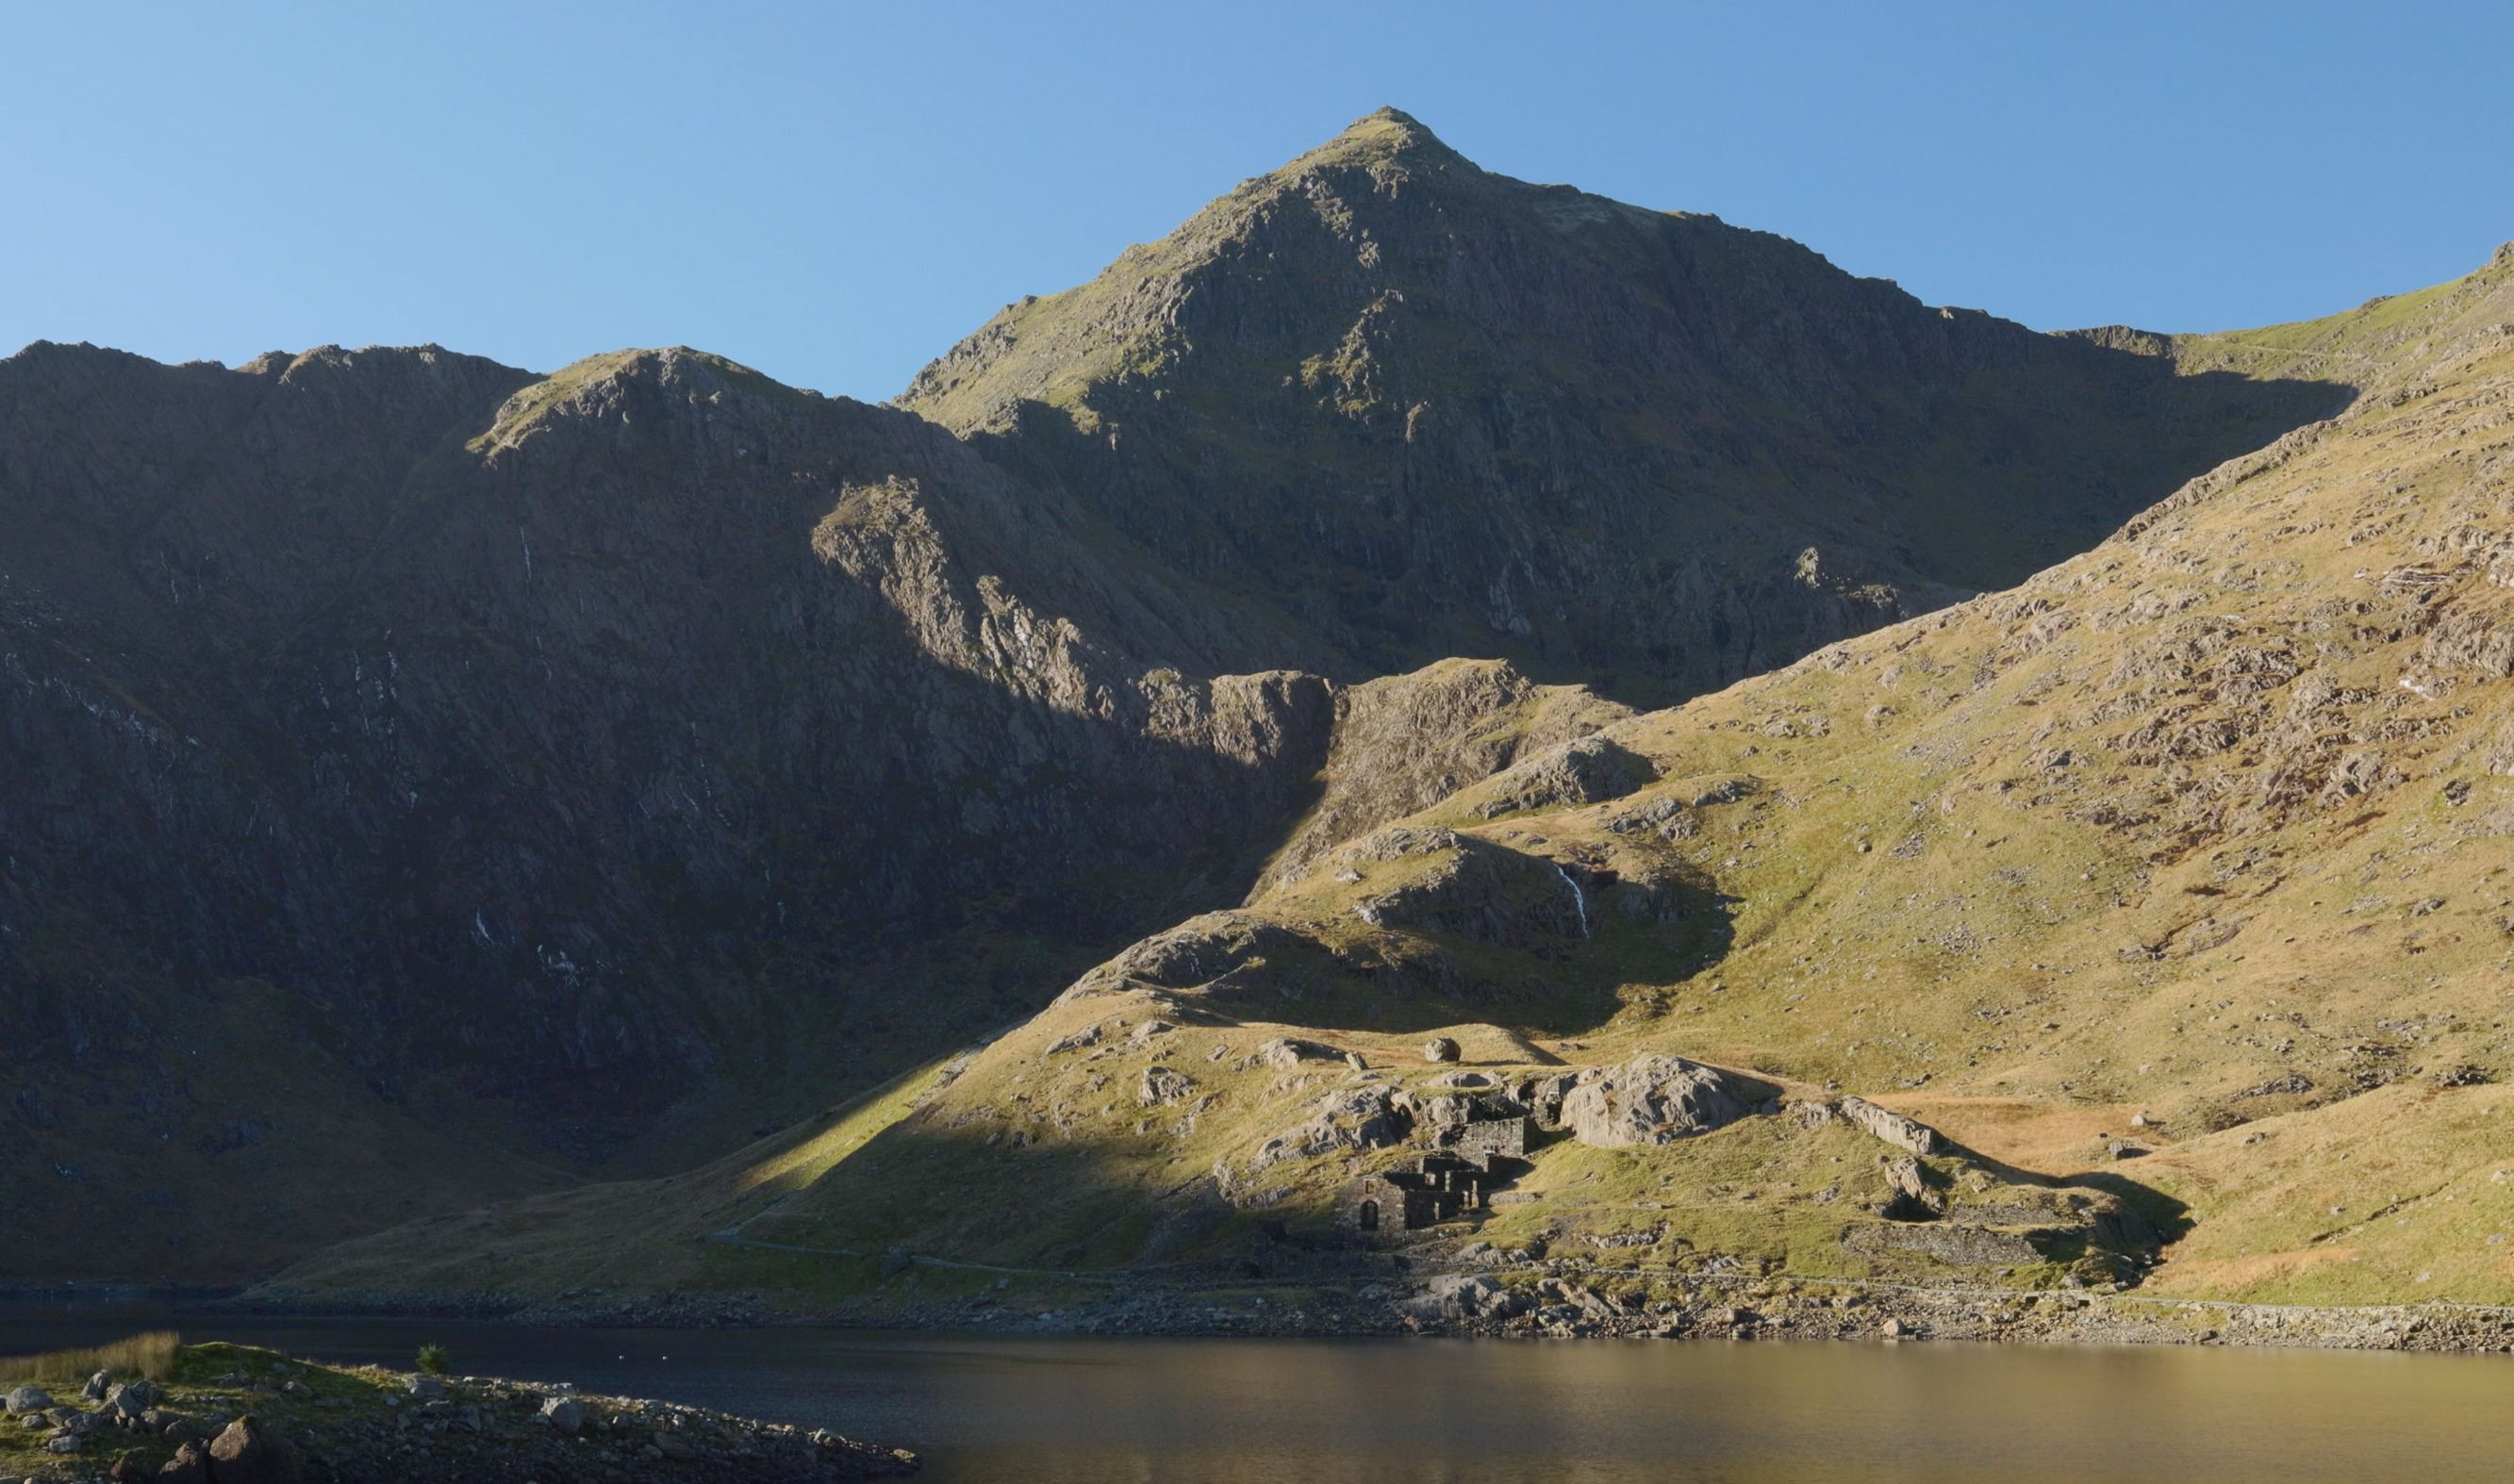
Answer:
[5,110,2498,1328]
[903,107,2340,701]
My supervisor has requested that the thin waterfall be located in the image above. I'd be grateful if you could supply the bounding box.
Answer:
[1554,865,1591,938]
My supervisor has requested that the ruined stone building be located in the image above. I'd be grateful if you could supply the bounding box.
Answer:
[1338,1126,1517,1227]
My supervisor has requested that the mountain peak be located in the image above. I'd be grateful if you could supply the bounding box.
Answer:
[1288,106,1467,177]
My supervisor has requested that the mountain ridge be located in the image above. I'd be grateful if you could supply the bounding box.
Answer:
[900,107,2344,701]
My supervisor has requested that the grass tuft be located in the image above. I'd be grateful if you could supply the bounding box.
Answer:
[0,1330,181,1386]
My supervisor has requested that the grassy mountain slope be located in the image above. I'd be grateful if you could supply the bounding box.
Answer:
[902,108,2344,703]
[264,242,2514,1314]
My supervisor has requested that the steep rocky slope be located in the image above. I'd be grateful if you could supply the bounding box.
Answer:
[902,108,2342,701]
[0,342,1353,1278]
[265,242,2514,1317]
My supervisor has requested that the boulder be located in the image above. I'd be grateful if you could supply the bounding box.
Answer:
[1838,1097,1943,1154]
[656,1433,697,1461]
[539,1395,584,1435]
[4,1384,52,1413]
[1255,1037,1335,1070]
[1422,1037,1461,1063]
[110,1447,151,1483]
[46,1431,82,1454]
[107,1379,161,1417]
[405,1375,448,1400]
[1560,1055,1750,1146]
[84,1370,112,1402]
[207,1415,303,1484]
[157,1443,208,1484]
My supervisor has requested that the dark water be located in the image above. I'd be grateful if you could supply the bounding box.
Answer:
[5,1301,2511,1481]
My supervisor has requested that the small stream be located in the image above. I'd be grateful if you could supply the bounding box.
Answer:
[5,1301,2510,1481]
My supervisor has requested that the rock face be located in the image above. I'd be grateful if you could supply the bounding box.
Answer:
[902,108,2341,696]
[1560,1055,1754,1146]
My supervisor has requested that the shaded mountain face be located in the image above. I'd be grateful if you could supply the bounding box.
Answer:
[0,341,1356,1277]
[901,108,2344,701]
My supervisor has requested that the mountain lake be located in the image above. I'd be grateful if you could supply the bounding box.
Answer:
[4,1300,2509,1481]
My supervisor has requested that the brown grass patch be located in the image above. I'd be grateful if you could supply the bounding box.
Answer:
[1872,1096,2150,1173]
[2154,1246,2362,1291]
[0,1330,181,1386]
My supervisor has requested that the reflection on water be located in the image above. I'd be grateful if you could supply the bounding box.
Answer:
[3,1301,2509,1482]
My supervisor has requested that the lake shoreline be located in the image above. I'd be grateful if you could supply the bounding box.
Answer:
[208,1270,2514,1356]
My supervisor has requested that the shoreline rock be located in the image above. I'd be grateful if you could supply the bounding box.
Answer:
[0,1343,916,1484]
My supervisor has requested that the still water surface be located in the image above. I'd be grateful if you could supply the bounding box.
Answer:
[4,1302,2509,1482]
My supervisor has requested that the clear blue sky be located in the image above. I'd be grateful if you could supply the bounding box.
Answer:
[5,2,2506,401]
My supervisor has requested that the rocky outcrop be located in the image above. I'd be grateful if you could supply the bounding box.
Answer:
[1559,1055,1753,1146]
[1345,832,1597,948]
[1837,1097,1944,1155]
[1255,659,1630,892]
[1468,734,1657,819]
[1241,1085,1414,1177]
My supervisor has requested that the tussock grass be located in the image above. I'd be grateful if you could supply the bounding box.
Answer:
[0,1330,182,1386]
